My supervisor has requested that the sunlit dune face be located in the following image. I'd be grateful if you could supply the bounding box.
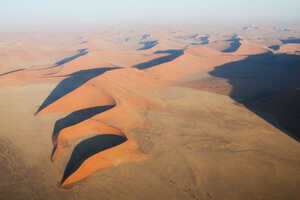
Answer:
[0,44,169,187]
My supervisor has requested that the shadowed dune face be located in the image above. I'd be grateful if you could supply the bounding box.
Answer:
[209,52,300,141]
[247,90,300,141]
[36,67,120,114]
[36,49,89,71]
[199,36,210,44]
[141,34,150,40]
[54,49,88,67]
[52,105,116,146]
[0,68,25,76]
[210,52,300,102]
[190,36,210,45]
[132,49,184,70]
[221,36,242,53]
[50,104,118,162]
[243,26,249,31]
[269,45,280,51]
[60,134,127,185]
[281,37,300,44]
[177,33,200,40]
[268,37,300,52]
[137,40,158,50]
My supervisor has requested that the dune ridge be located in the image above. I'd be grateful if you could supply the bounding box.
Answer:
[0,47,171,187]
[33,66,165,187]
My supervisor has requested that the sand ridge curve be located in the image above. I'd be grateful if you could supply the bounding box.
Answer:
[0,47,172,188]
[0,48,168,188]
[34,67,154,188]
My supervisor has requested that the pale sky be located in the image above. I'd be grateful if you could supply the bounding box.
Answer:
[1,0,299,29]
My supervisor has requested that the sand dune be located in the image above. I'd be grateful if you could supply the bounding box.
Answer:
[146,45,245,80]
[32,66,166,187]
[246,90,300,140]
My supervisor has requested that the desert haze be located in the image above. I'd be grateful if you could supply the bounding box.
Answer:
[0,22,300,200]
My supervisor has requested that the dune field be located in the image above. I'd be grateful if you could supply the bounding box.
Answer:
[0,24,300,200]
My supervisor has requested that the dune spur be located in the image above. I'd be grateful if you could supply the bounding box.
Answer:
[34,67,154,188]
[34,49,173,188]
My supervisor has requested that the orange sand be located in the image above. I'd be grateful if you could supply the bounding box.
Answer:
[1,29,299,190]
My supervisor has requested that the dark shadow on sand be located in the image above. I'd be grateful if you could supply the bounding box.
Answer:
[209,52,300,141]
[141,34,150,40]
[243,26,249,31]
[0,49,87,76]
[0,68,25,77]
[190,36,209,45]
[50,105,116,161]
[132,49,184,70]
[199,36,210,44]
[281,37,300,44]
[51,105,115,145]
[269,45,280,51]
[222,36,241,53]
[177,33,200,41]
[54,49,88,67]
[60,134,127,185]
[137,41,158,50]
[36,67,120,114]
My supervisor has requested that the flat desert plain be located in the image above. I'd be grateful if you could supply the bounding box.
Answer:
[0,24,300,200]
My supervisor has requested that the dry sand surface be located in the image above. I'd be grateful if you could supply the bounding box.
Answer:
[0,24,300,200]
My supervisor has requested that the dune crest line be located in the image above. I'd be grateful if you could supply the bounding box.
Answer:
[34,67,143,188]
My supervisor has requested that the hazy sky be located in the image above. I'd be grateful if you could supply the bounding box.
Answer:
[1,0,299,29]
